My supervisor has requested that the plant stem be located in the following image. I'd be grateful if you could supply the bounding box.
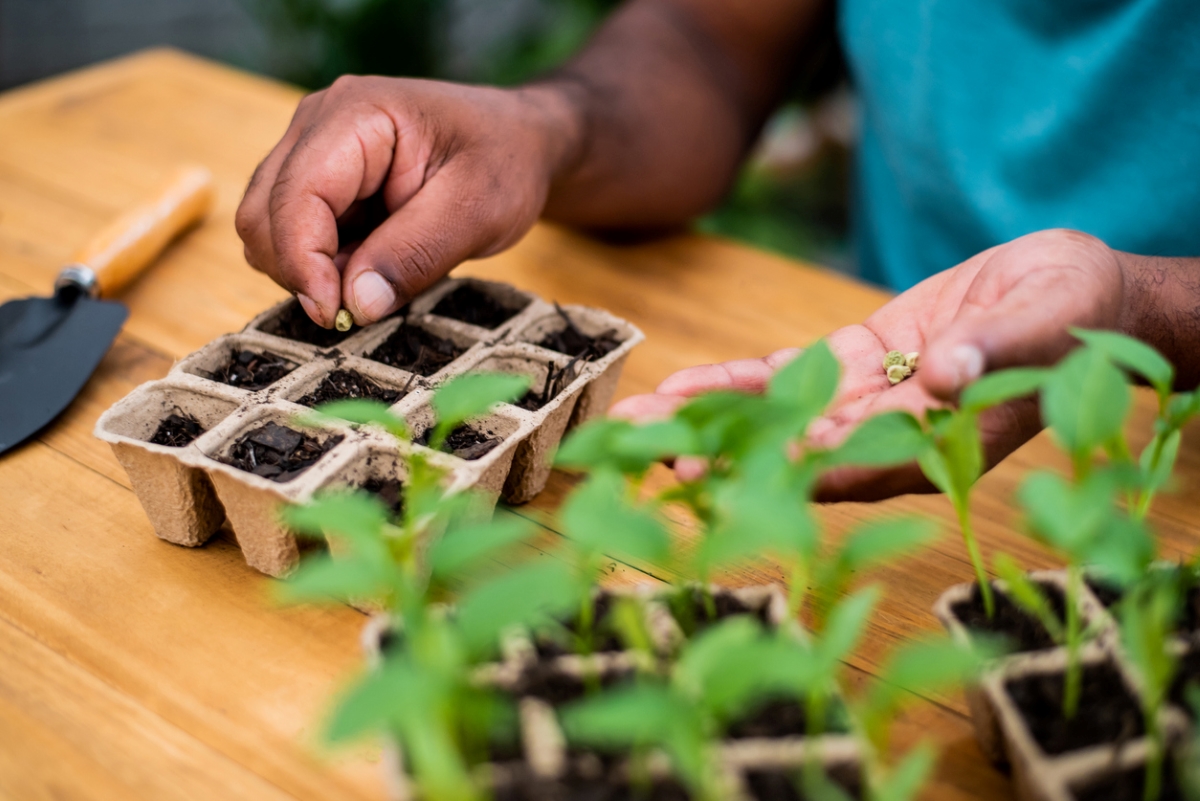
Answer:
[805,690,828,739]
[1063,565,1082,719]
[957,503,993,618]
[1144,715,1164,801]
[787,558,808,624]
[1134,431,1168,521]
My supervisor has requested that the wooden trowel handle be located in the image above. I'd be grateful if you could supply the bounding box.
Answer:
[69,165,215,298]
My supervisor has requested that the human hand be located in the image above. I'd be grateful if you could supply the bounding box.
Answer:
[235,76,580,328]
[611,229,1128,500]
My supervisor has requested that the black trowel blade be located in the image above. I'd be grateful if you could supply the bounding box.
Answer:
[0,294,128,455]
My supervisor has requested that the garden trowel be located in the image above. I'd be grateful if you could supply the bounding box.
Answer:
[0,165,215,455]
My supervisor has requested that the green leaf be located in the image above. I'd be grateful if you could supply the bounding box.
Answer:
[993,554,1063,642]
[325,659,437,743]
[960,368,1048,412]
[432,372,531,431]
[559,469,672,565]
[283,491,389,543]
[1041,347,1131,456]
[823,411,928,468]
[814,587,879,668]
[455,560,580,654]
[298,399,408,439]
[1140,428,1182,495]
[277,553,391,605]
[838,517,940,576]
[1071,328,1174,397]
[675,391,762,457]
[554,418,699,474]
[767,340,841,418]
[427,515,537,579]
[560,683,684,748]
[874,742,939,801]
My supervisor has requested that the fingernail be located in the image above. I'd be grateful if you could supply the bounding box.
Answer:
[950,345,985,388]
[296,293,326,327]
[351,272,397,321]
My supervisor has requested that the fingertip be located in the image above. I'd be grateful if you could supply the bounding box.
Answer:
[347,270,402,324]
[656,364,725,396]
[296,293,330,328]
[674,456,708,483]
[608,393,686,423]
[920,342,984,401]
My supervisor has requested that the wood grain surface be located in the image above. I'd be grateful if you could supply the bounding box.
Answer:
[1,48,1195,800]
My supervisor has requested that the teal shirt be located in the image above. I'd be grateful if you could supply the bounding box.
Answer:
[839,0,1200,290]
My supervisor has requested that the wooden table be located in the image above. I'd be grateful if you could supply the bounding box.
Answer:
[2,49,1196,801]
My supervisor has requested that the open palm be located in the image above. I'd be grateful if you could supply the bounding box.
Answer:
[611,229,1127,501]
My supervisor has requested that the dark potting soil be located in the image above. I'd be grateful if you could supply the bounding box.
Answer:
[514,359,582,412]
[221,422,343,483]
[260,301,357,348]
[534,593,624,659]
[1084,576,1125,608]
[413,424,501,461]
[359,477,404,519]
[1168,647,1200,719]
[1073,761,1181,801]
[493,769,691,801]
[744,764,865,801]
[431,283,527,329]
[1087,571,1200,635]
[725,696,849,740]
[366,322,465,376]
[535,304,622,361]
[950,581,1066,654]
[295,369,408,407]
[148,413,205,447]
[1004,661,1143,755]
[511,662,635,707]
[206,349,297,390]
[668,587,772,637]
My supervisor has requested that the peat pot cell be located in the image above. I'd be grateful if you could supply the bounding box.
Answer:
[950,581,1066,654]
[492,765,692,801]
[510,662,635,707]
[532,305,623,361]
[220,421,344,483]
[725,695,850,740]
[358,476,405,520]
[532,592,624,659]
[104,386,238,449]
[667,587,773,637]
[1004,661,1143,756]
[1168,647,1200,718]
[366,321,468,376]
[1070,760,1182,801]
[1091,570,1200,636]
[743,763,864,801]
[430,282,529,329]
[295,369,413,407]
[203,349,299,391]
[413,423,504,461]
[258,299,358,348]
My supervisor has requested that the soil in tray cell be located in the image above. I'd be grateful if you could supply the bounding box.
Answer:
[535,304,622,361]
[359,476,405,519]
[534,593,624,659]
[367,322,466,376]
[511,662,635,707]
[725,696,850,740]
[744,765,864,801]
[950,581,1066,654]
[1073,761,1181,801]
[296,369,411,407]
[260,301,357,348]
[667,587,773,638]
[514,359,582,412]
[221,421,344,483]
[148,413,206,447]
[1004,661,1144,755]
[493,770,691,801]
[1089,570,1200,636]
[430,283,528,329]
[205,349,297,391]
[413,423,502,461]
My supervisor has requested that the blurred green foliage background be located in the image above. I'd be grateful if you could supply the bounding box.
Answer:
[244,0,853,270]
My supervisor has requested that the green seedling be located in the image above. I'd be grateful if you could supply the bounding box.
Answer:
[1117,571,1181,801]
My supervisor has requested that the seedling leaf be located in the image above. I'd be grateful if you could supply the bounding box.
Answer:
[1041,347,1130,456]
[960,368,1047,412]
[427,515,537,579]
[432,372,530,434]
[299,399,408,439]
[767,340,841,420]
[1071,328,1174,397]
[823,411,927,467]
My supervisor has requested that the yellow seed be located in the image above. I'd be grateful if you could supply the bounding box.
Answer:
[905,351,920,370]
[883,350,907,368]
[335,309,353,332]
[886,364,912,385]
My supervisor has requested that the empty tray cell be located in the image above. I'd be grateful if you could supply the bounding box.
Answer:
[283,358,420,409]
[93,380,239,546]
[364,318,475,377]
[254,297,360,348]
[518,305,629,361]
[425,279,532,330]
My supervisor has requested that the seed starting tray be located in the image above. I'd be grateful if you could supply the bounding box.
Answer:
[95,277,643,577]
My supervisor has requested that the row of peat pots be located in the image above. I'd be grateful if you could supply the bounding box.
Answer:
[94,277,643,577]
[364,585,865,801]
[937,569,1200,801]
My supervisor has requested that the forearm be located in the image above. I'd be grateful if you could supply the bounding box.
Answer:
[1118,251,1200,390]
[530,0,824,229]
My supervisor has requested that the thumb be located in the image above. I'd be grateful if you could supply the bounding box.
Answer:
[919,240,1122,401]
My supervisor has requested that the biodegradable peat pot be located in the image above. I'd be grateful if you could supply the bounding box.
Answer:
[100,277,643,576]
[932,570,1109,765]
[982,643,1187,801]
[665,583,791,639]
[94,378,240,546]
[189,405,361,576]
[724,736,865,801]
[1059,741,1185,801]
